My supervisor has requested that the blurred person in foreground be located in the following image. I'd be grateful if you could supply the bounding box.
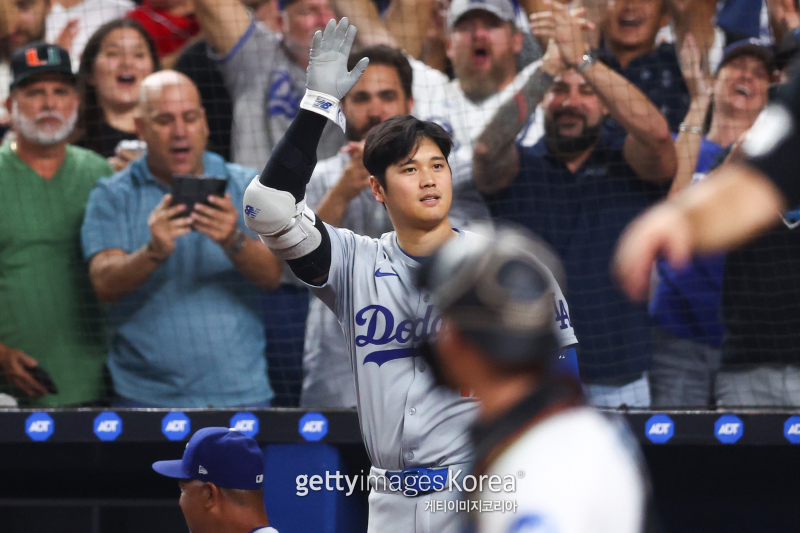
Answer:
[648,37,772,407]
[417,225,652,533]
[0,0,50,126]
[81,70,283,408]
[0,42,111,406]
[152,427,279,533]
[75,18,160,167]
[301,44,411,407]
[614,60,800,407]
[474,2,677,408]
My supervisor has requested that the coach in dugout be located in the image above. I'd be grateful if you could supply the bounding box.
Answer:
[474,2,677,408]
[0,43,111,406]
[80,70,283,408]
[301,45,409,408]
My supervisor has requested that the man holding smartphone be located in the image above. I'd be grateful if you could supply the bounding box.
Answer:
[81,70,284,408]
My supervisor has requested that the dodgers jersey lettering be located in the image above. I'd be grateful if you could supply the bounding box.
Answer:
[309,225,578,471]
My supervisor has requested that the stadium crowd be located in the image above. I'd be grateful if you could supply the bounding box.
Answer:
[0,0,799,409]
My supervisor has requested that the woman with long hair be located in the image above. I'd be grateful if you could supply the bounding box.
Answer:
[75,18,160,169]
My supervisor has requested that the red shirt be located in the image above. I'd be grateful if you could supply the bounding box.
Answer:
[126,1,200,57]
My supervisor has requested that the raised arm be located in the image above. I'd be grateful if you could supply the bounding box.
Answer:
[330,0,398,49]
[670,34,712,195]
[553,2,677,184]
[193,0,253,55]
[472,40,563,194]
[243,18,368,284]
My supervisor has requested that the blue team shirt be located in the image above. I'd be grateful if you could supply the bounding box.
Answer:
[650,138,725,347]
[81,152,273,407]
[485,135,667,382]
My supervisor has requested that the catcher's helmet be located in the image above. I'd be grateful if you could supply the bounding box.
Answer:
[417,223,564,367]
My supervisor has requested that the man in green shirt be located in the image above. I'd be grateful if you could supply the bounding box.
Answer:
[0,42,112,406]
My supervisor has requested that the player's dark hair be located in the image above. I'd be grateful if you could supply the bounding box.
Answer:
[363,115,453,189]
[347,45,413,100]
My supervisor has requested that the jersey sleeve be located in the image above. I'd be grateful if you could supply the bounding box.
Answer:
[549,276,577,348]
[305,223,357,319]
[743,73,800,207]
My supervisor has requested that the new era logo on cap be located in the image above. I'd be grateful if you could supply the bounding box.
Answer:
[199,465,208,475]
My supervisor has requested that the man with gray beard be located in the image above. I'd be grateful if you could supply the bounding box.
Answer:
[0,42,112,407]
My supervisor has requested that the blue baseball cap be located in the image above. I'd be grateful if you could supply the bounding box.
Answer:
[717,38,774,74]
[152,427,265,490]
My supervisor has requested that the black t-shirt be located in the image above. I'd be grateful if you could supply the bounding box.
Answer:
[78,122,137,159]
[175,40,233,162]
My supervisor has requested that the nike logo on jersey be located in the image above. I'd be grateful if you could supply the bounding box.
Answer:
[375,269,399,277]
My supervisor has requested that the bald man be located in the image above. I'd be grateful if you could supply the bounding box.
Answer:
[80,70,283,408]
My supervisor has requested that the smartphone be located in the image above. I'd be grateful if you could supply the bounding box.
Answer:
[170,175,229,218]
[27,366,58,395]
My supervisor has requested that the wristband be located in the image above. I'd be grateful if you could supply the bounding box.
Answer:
[679,123,703,135]
[299,89,346,133]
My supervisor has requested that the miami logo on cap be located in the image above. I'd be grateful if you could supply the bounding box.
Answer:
[25,47,61,67]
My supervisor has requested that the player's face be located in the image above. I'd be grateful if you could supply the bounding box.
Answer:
[447,11,522,100]
[178,480,207,533]
[342,64,413,142]
[603,0,666,52]
[543,69,605,139]
[137,82,209,179]
[714,55,770,117]
[371,137,452,230]
[282,0,335,55]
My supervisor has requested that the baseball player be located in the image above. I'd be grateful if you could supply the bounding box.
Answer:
[152,427,278,533]
[417,225,652,533]
[243,18,577,533]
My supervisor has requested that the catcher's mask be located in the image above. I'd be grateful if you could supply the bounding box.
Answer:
[416,224,564,379]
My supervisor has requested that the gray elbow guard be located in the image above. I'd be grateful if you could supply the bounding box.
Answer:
[243,176,323,260]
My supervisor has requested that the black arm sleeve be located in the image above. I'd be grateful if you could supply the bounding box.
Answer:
[745,74,800,207]
[257,108,332,284]
[259,109,328,202]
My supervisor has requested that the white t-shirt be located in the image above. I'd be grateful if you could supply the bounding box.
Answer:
[46,0,135,72]
[475,408,646,533]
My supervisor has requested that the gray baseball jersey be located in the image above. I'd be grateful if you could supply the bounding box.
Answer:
[211,16,345,169]
[302,153,393,408]
[307,225,578,471]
